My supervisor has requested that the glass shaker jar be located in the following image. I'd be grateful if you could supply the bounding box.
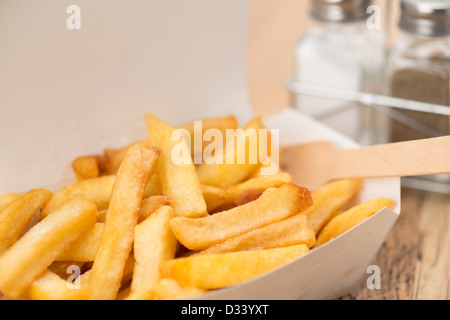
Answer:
[293,0,387,144]
[384,0,450,143]
[383,0,450,192]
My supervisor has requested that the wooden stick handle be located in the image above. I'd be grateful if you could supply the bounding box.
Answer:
[331,136,450,179]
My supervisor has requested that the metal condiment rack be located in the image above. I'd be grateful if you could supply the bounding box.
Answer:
[288,80,450,195]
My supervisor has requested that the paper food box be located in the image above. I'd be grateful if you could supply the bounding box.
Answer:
[0,1,400,300]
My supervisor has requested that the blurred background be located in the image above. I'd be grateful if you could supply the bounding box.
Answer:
[248,0,450,195]
[248,1,449,299]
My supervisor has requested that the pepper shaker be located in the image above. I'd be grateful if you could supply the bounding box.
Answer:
[382,0,450,192]
[384,0,450,142]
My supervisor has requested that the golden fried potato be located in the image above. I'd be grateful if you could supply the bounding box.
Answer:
[126,206,177,300]
[40,175,116,219]
[88,143,160,300]
[0,192,21,212]
[99,144,132,176]
[85,116,238,176]
[221,172,292,209]
[195,117,268,189]
[196,214,315,255]
[0,189,52,253]
[72,156,100,181]
[56,223,104,262]
[150,278,206,300]
[180,115,239,161]
[146,112,207,218]
[200,184,228,212]
[0,195,97,299]
[233,189,263,207]
[48,261,85,280]
[302,179,363,235]
[27,270,91,300]
[138,195,173,223]
[160,244,309,290]
[315,197,394,247]
[169,183,313,250]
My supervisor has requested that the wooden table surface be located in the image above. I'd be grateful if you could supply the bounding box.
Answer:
[342,188,450,300]
[247,1,450,300]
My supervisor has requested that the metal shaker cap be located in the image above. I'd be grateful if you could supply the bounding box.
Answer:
[311,0,373,22]
[399,0,450,37]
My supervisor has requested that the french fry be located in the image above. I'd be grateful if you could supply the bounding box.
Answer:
[146,112,207,218]
[196,214,316,255]
[301,179,363,235]
[151,278,206,300]
[315,197,395,247]
[200,184,227,212]
[88,143,160,300]
[0,189,52,253]
[89,116,238,177]
[143,172,162,198]
[138,195,173,223]
[121,253,136,286]
[93,139,151,176]
[99,145,132,176]
[228,172,292,196]
[95,209,108,223]
[111,254,136,299]
[169,183,313,250]
[42,172,162,221]
[96,195,172,223]
[222,172,292,209]
[48,261,85,280]
[233,189,264,206]
[143,185,224,216]
[58,197,173,262]
[40,175,116,219]
[56,223,104,262]
[160,244,310,290]
[0,192,21,212]
[195,117,268,189]
[142,185,223,218]
[72,156,100,181]
[116,287,132,300]
[180,115,239,161]
[27,270,91,300]
[126,206,178,300]
[247,155,284,180]
[0,195,97,299]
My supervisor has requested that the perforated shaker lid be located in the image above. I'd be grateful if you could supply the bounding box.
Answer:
[311,0,373,22]
[400,0,450,37]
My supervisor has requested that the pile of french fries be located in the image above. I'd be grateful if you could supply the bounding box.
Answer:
[0,113,394,300]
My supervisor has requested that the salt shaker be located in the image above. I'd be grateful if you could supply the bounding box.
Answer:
[294,0,386,143]
[384,0,450,143]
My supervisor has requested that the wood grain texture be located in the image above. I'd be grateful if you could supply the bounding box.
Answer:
[413,192,450,300]
[341,188,449,300]
[282,137,450,191]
